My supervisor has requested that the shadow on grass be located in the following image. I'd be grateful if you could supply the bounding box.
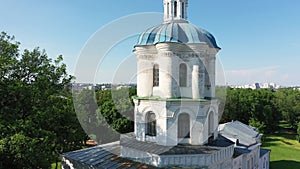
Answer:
[264,137,281,142]
[262,142,278,147]
[281,140,293,145]
[263,133,297,145]
[262,137,280,147]
[271,160,300,169]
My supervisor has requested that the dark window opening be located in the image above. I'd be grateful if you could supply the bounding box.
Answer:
[174,1,177,17]
[178,113,190,138]
[179,63,187,87]
[146,112,156,136]
[167,3,170,18]
[182,2,185,18]
[153,64,159,87]
[208,112,214,135]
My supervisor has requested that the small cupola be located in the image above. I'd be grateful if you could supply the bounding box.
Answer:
[164,0,188,22]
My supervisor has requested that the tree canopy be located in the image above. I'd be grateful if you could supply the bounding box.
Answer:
[221,87,300,134]
[74,87,136,144]
[0,32,87,169]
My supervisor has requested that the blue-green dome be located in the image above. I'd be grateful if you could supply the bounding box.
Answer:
[137,22,220,49]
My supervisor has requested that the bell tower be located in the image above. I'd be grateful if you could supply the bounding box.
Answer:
[164,0,188,22]
[133,0,221,147]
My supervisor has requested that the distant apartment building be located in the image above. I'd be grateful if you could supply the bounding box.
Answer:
[231,82,280,90]
[71,83,136,93]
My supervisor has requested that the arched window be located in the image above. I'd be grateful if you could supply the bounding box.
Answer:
[181,2,185,18]
[167,2,170,18]
[174,1,177,17]
[146,112,156,136]
[178,113,190,138]
[179,63,187,87]
[208,112,214,135]
[153,64,159,87]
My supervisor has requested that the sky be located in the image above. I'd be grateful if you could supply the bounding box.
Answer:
[1,0,300,86]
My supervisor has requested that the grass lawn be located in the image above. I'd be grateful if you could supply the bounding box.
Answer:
[262,133,300,169]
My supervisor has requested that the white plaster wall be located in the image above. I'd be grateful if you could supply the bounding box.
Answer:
[134,43,220,146]
[190,118,203,145]
[207,146,234,169]
[192,65,200,99]
[168,49,208,99]
[135,43,218,99]
[134,100,167,143]
[232,155,243,169]
[134,98,219,146]
[207,57,216,97]
[241,154,247,169]
[122,144,234,168]
[259,151,270,169]
[156,114,168,145]
[253,146,261,169]
[212,104,220,139]
[121,146,161,166]
[135,46,156,98]
[137,56,153,97]
[154,51,173,98]
[134,99,139,138]
[241,146,261,169]
[170,52,180,98]
[247,146,260,169]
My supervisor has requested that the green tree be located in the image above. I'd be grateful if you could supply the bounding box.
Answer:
[250,89,280,133]
[221,88,280,133]
[0,32,87,169]
[73,87,136,145]
[275,88,300,129]
[221,88,252,124]
[97,87,135,133]
[38,94,87,169]
[74,89,99,136]
[95,87,136,142]
[249,117,266,133]
[297,122,300,142]
[0,133,53,168]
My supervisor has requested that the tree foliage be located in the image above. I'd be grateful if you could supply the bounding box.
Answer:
[221,88,252,124]
[274,88,300,129]
[96,87,135,134]
[297,122,300,142]
[73,87,136,145]
[0,32,87,169]
[221,87,300,133]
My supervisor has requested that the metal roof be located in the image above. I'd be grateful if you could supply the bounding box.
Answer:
[121,133,234,156]
[61,141,155,169]
[62,134,234,169]
[218,121,262,147]
[136,22,220,49]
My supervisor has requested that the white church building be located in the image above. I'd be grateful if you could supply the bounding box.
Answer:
[62,0,270,168]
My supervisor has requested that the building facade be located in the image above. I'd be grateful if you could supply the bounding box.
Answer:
[133,0,220,147]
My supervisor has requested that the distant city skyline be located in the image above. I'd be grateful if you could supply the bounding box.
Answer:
[1,0,300,86]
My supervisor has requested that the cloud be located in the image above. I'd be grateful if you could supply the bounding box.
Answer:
[225,66,281,85]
